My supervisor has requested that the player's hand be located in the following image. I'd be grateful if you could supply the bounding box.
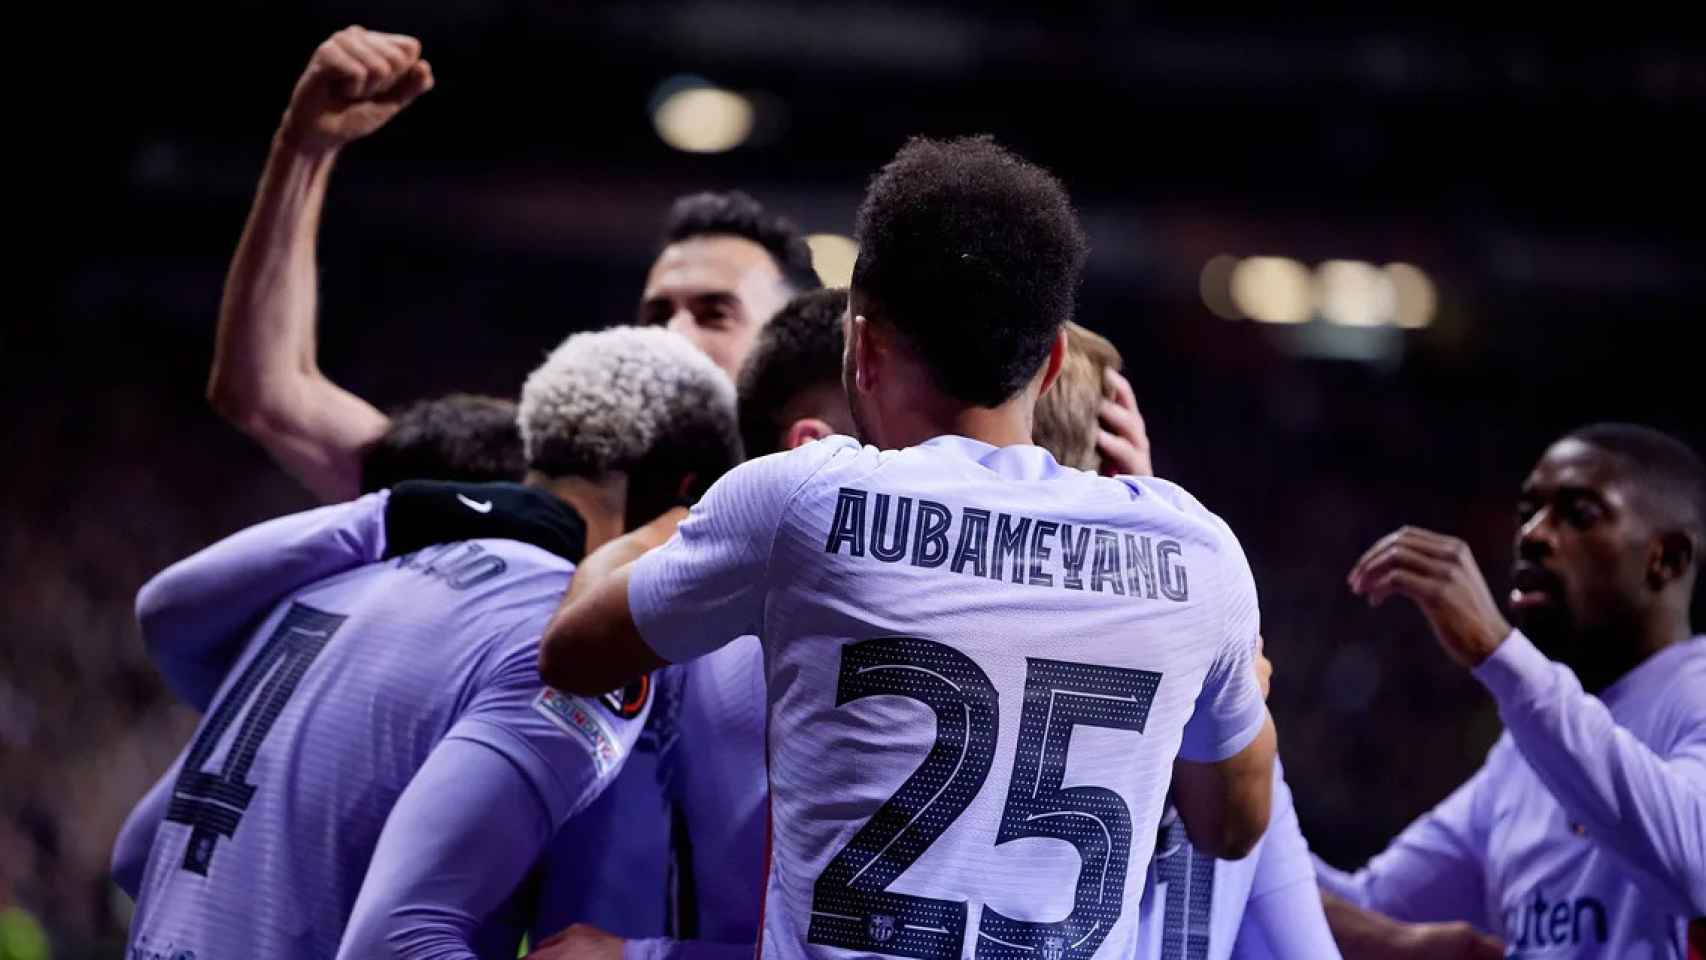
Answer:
[1254,634,1272,700]
[1349,526,1511,669]
[1095,368,1153,477]
[1393,920,1505,960]
[278,27,434,153]
[527,923,624,960]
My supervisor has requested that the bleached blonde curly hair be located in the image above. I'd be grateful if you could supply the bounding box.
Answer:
[518,326,741,480]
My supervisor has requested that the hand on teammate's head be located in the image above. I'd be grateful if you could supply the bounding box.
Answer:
[280,26,434,153]
[1350,526,1513,669]
[1096,367,1153,478]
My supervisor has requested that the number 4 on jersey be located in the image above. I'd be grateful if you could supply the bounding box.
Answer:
[165,603,346,875]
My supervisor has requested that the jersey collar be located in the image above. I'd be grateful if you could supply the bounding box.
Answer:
[918,434,1068,482]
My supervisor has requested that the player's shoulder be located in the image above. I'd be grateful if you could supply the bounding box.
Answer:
[769,434,869,475]
[1666,635,1706,680]
[1480,731,1522,777]
[723,434,874,500]
[1650,636,1706,731]
[1113,474,1245,555]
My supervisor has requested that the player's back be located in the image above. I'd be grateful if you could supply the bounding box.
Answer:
[128,537,573,959]
[756,436,1266,960]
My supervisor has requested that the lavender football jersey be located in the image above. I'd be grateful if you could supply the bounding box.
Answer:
[1318,631,1706,959]
[126,495,649,959]
[627,435,1268,960]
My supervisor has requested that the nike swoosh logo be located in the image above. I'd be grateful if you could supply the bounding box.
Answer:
[457,494,494,514]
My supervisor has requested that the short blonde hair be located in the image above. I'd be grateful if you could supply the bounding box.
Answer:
[1034,322,1123,471]
[518,326,740,479]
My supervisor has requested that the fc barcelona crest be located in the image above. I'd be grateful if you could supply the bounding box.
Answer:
[1040,935,1066,960]
[868,914,897,944]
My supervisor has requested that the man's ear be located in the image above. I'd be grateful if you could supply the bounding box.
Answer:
[1649,530,1696,590]
[1036,327,1069,397]
[852,315,880,392]
[784,417,835,451]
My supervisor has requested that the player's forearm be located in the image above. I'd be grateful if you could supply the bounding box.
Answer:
[1474,629,1706,913]
[1233,879,1343,960]
[1172,711,1277,860]
[209,136,386,501]
[209,135,334,419]
[1322,892,1503,960]
[1321,890,1404,959]
[623,938,756,960]
[541,564,667,694]
[338,739,551,960]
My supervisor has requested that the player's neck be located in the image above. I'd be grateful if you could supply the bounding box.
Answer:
[873,389,1037,451]
[1565,612,1690,693]
[1634,607,1695,661]
[525,471,627,555]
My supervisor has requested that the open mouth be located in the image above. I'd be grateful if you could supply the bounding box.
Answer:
[1509,564,1562,610]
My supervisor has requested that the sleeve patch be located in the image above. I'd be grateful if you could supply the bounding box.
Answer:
[533,688,624,775]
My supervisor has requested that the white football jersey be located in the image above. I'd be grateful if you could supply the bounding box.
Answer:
[629,435,1266,960]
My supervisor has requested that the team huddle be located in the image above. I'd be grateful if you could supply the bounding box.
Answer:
[116,27,1705,960]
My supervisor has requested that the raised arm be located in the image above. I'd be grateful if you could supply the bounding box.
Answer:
[1352,525,1706,915]
[209,27,432,501]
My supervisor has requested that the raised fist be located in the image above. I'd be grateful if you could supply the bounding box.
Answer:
[279,26,434,152]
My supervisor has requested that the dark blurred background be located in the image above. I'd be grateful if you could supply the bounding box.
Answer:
[10,3,1703,954]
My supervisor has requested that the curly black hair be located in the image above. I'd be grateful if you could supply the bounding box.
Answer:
[852,136,1089,407]
[662,190,823,294]
[736,288,849,458]
[359,394,525,493]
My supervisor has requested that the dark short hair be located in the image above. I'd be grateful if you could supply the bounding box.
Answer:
[852,136,1089,407]
[663,191,822,294]
[359,394,526,493]
[736,288,849,458]
[1567,423,1706,630]
[1566,423,1706,537]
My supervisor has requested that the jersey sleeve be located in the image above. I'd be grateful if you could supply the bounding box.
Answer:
[1472,629,1706,915]
[1177,522,1268,762]
[1312,753,1495,929]
[333,737,553,960]
[628,441,848,663]
[1245,761,1317,900]
[135,491,389,710]
[1231,879,1343,960]
[1233,761,1343,959]
[444,617,653,829]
